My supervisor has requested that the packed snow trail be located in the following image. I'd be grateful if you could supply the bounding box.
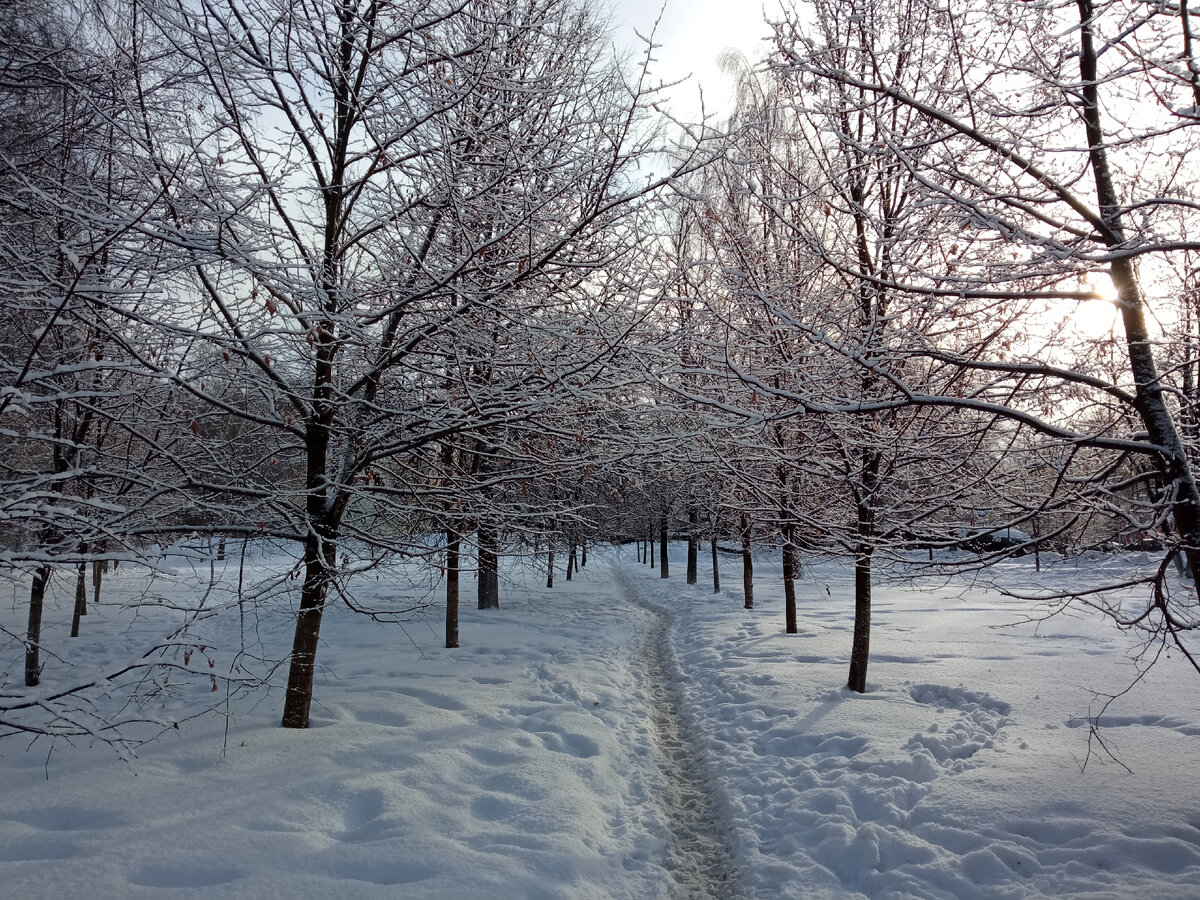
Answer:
[616,565,744,899]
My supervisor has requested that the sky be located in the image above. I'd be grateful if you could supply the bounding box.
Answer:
[608,0,777,119]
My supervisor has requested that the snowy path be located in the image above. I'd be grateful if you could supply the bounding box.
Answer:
[616,565,743,899]
[4,546,1200,897]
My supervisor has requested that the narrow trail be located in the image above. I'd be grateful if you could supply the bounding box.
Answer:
[614,565,743,899]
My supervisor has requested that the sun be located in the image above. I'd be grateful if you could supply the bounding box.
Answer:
[1073,274,1121,339]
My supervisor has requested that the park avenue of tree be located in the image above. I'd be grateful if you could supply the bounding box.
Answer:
[3,0,1200,742]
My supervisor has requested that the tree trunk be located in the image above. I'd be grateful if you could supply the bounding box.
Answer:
[281,532,334,728]
[740,514,753,610]
[70,551,87,638]
[77,542,89,617]
[566,537,577,581]
[847,547,873,693]
[686,507,698,585]
[25,403,80,685]
[281,242,340,729]
[477,523,499,609]
[649,530,655,569]
[546,546,555,588]
[1078,0,1200,579]
[92,556,105,608]
[848,451,880,693]
[580,539,587,568]
[445,524,460,648]
[217,536,226,561]
[782,522,798,634]
[25,564,51,686]
[637,540,643,563]
[659,513,669,579]
[711,535,720,593]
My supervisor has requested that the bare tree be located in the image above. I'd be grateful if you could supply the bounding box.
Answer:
[769,0,1200,668]
[117,0,710,727]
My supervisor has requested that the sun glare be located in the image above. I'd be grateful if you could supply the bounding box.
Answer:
[1074,274,1120,338]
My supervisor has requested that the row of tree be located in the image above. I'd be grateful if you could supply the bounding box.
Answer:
[636,0,1200,689]
[3,0,1200,741]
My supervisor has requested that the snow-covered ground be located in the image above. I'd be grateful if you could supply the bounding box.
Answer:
[1,543,1199,898]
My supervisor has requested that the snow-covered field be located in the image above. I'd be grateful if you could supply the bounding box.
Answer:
[1,543,1199,898]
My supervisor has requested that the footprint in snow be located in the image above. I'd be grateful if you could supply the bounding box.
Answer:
[531,727,601,758]
[326,858,437,885]
[1066,713,1200,739]
[128,862,240,888]
[9,806,129,831]
[393,686,469,711]
[0,836,79,862]
[352,707,410,728]
[905,683,1012,768]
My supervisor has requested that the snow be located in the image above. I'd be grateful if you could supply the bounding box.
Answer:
[1,543,1199,898]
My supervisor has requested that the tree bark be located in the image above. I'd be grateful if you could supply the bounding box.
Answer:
[281,530,334,727]
[92,556,105,608]
[70,550,87,638]
[477,523,499,609]
[848,451,880,693]
[711,534,720,593]
[659,513,669,579]
[782,521,798,634]
[25,564,51,686]
[847,547,873,693]
[445,523,460,648]
[740,514,754,609]
[686,507,698,584]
